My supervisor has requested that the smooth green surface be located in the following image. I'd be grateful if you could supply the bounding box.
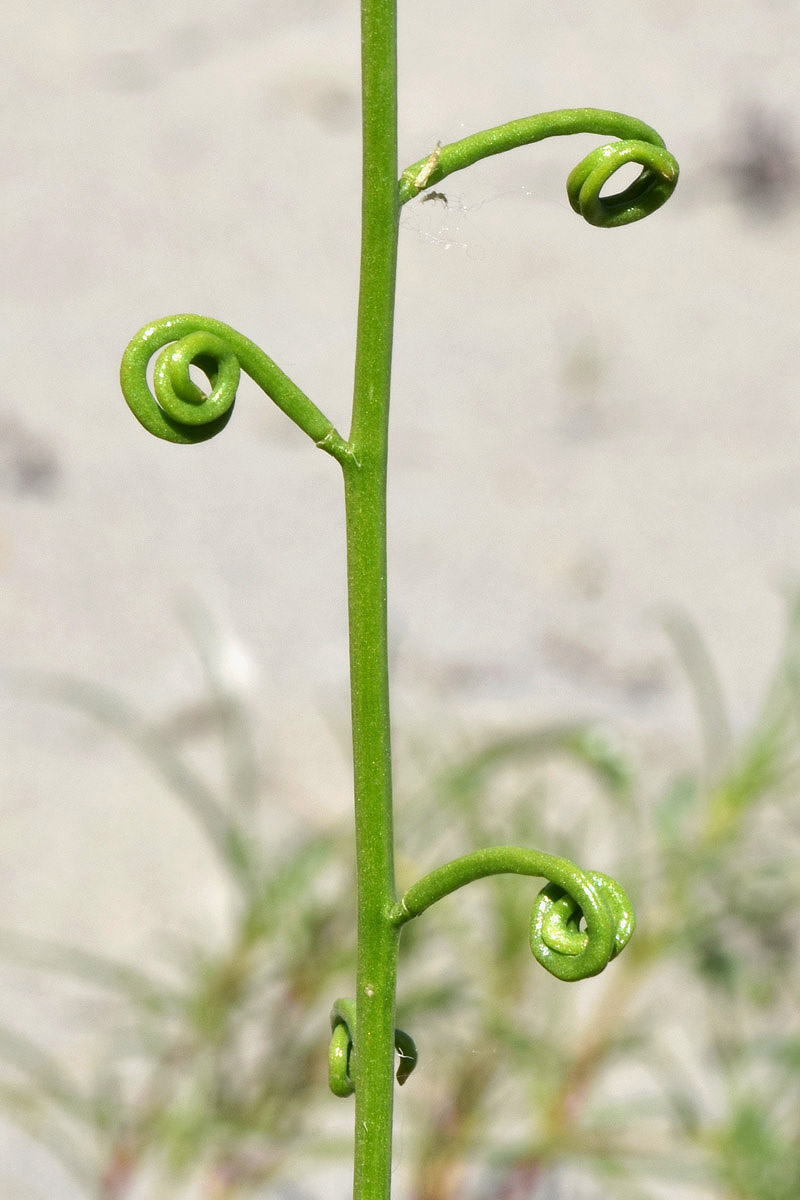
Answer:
[119,5,679,1197]
[328,998,418,1097]
[341,0,402,1192]
[120,313,352,463]
[399,107,679,225]
[391,847,634,982]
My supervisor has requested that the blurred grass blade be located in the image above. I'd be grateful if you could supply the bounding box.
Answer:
[249,832,339,934]
[0,1021,92,1125]
[660,607,733,781]
[7,671,254,888]
[0,1080,97,1192]
[0,1169,49,1200]
[0,926,179,1016]
[178,596,260,813]
[439,722,632,804]
[710,717,787,820]
[395,982,463,1022]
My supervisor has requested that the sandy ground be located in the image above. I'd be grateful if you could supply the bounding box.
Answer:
[1,0,799,1194]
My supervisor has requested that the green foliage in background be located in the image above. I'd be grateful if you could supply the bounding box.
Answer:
[1,599,798,1199]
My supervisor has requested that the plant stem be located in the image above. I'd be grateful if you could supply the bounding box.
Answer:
[343,0,401,1196]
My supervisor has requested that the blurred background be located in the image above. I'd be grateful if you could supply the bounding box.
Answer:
[1,0,799,1195]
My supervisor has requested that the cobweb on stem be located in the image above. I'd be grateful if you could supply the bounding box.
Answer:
[400,184,535,257]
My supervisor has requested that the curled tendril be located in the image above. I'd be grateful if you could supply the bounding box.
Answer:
[529,868,634,981]
[120,313,352,462]
[399,107,679,227]
[329,998,418,1098]
[390,846,635,983]
[565,140,677,228]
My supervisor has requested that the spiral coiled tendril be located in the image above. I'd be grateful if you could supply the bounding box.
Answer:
[120,313,350,460]
[565,139,677,228]
[391,846,635,983]
[329,998,418,1098]
[398,107,679,228]
[529,868,634,981]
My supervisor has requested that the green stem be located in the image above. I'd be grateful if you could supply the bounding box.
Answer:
[119,8,679,1192]
[343,1,401,1197]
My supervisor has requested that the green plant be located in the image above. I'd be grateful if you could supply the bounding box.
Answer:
[116,4,678,1198]
[0,612,358,1197]
[390,600,800,1200]
[3,600,800,1199]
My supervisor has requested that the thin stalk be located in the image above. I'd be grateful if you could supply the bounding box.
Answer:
[342,1,401,1197]
[118,3,679,1189]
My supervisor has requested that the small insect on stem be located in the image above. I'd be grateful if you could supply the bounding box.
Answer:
[421,190,448,206]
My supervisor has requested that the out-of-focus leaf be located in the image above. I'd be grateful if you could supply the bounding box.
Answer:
[705,716,790,837]
[396,982,465,1021]
[653,775,699,847]
[771,1036,800,1074]
[7,671,254,887]
[177,596,261,814]
[714,1099,800,1200]
[0,927,179,1016]
[245,832,342,939]
[0,1022,92,1122]
[0,1079,96,1191]
[438,722,633,807]
[660,608,733,782]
